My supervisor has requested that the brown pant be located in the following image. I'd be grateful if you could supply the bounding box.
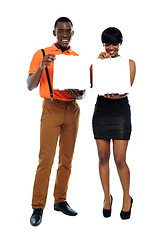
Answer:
[32,98,80,209]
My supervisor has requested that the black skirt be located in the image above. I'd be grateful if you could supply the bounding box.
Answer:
[92,95,131,140]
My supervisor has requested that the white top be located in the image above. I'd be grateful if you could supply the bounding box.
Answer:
[53,55,91,90]
[92,57,131,95]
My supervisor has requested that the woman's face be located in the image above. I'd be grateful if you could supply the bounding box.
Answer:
[104,43,120,57]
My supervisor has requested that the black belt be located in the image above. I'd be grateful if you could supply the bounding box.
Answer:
[41,49,53,101]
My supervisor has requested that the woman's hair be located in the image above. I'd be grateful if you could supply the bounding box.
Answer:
[101,27,123,45]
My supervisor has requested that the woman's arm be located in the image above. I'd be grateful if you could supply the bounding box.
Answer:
[104,58,136,99]
[129,59,136,86]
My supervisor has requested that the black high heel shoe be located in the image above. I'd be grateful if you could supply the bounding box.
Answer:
[120,197,133,220]
[103,195,113,218]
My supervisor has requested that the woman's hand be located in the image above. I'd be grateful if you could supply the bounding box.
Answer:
[104,93,128,99]
[98,52,111,59]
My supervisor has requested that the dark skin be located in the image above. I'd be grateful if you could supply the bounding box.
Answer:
[91,43,136,212]
[27,21,85,99]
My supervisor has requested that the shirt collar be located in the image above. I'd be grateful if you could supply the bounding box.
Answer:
[51,43,72,54]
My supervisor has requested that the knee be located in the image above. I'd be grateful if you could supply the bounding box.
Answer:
[114,155,126,169]
[58,161,72,171]
[98,151,110,165]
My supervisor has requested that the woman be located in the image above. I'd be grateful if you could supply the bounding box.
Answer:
[91,27,136,219]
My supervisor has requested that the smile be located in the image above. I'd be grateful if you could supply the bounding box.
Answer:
[108,50,115,54]
[61,39,69,43]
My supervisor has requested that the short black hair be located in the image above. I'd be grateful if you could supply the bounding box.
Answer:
[101,27,123,45]
[54,17,73,30]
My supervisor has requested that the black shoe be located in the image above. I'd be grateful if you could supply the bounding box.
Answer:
[120,197,133,220]
[103,195,113,218]
[30,208,43,226]
[54,201,78,216]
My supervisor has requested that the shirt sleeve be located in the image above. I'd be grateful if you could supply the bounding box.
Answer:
[28,49,43,74]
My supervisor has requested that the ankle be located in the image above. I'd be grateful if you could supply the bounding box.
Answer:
[104,195,112,209]
[104,194,111,200]
[123,194,131,201]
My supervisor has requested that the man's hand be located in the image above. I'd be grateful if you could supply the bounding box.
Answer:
[39,54,56,70]
[65,89,85,99]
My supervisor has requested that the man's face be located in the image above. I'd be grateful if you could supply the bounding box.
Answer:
[53,22,74,49]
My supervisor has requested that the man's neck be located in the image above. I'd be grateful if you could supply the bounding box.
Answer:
[55,43,69,52]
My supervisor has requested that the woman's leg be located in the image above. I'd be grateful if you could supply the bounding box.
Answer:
[96,139,111,209]
[113,140,131,211]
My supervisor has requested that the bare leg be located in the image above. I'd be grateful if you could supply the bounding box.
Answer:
[96,139,111,209]
[113,140,131,211]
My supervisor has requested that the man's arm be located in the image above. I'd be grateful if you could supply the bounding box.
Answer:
[27,67,43,91]
[27,54,56,91]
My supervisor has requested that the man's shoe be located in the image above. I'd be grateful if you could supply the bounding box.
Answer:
[54,201,78,216]
[30,208,43,226]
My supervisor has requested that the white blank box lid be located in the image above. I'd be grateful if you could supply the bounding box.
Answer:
[92,57,131,95]
[53,55,91,90]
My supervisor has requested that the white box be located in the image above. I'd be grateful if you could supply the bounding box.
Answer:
[92,57,131,95]
[53,55,91,90]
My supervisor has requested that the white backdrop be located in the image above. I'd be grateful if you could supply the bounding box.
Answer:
[1,0,162,239]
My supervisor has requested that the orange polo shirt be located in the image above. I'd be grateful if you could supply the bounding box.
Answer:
[28,43,78,101]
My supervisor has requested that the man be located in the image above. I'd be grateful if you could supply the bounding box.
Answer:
[27,17,84,227]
